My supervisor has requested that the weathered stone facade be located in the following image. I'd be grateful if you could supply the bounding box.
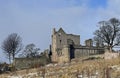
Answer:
[15,51,50,70]
[51,28,105,63]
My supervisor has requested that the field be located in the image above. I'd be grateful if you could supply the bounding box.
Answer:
[0,57,120,78]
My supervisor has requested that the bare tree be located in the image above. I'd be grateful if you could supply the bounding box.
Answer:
[94,18,120,51]
[1,33,22,64]
[19,43,40,58]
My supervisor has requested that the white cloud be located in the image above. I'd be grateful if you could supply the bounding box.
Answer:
[0,0,120,62]
[97,0,120,20]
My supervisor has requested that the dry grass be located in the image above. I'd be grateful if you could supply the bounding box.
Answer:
[0,57,120,78]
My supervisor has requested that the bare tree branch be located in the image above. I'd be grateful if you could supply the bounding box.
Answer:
[1,33,22,64]
[94,18,120,51]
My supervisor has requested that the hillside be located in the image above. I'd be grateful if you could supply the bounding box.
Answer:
[0,57,120,78]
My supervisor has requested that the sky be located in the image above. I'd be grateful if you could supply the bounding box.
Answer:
[0,0,120,62]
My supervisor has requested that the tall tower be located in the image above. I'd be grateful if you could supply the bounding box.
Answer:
[51,28,80,63]
[51,28,58,62]
[51,28,69,62]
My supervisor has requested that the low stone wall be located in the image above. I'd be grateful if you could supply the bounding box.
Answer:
[15,55,50,70]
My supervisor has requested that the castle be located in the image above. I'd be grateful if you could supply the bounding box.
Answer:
[15,28,105,69]
[51,28,105,63]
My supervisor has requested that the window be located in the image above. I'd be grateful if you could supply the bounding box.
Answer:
[60,40,61,44]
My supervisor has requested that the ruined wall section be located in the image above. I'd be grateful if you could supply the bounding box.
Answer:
[74,46,105,58]
[67,34,80,45]
[51,28,69,62]
[51,29,58,62]
[56,30,67,50]
[58,45,70,63]
[51,28,80,63]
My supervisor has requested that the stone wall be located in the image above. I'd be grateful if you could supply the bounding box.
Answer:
[85,39,93,47]
[51,28,80,63]
[15,55,50,70]
[74,46,104,58]
[67,34,80,45]
[51,28,105,63]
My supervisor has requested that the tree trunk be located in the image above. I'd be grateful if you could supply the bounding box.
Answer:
[109,46,112,52]
[9,57,11,64]
[12,53,16,71]
[107,45,112,52]
[9,54,11,64]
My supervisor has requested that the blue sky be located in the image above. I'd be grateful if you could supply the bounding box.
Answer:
[0,0,120,62]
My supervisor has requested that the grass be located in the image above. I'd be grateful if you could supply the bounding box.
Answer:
[0,57,120,78]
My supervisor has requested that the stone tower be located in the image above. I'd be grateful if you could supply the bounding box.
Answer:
[85,39,93,47]
[51,28,80,63]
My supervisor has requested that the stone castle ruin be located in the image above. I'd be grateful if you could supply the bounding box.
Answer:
[50,28,105,63]
[15,28,105,69]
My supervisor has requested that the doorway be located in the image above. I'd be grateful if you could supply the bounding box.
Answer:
[70,45,75,59]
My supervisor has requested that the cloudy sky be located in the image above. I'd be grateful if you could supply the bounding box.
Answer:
[0,0,120,62]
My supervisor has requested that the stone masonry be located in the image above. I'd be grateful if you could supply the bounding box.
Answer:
[51,28,105,63]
